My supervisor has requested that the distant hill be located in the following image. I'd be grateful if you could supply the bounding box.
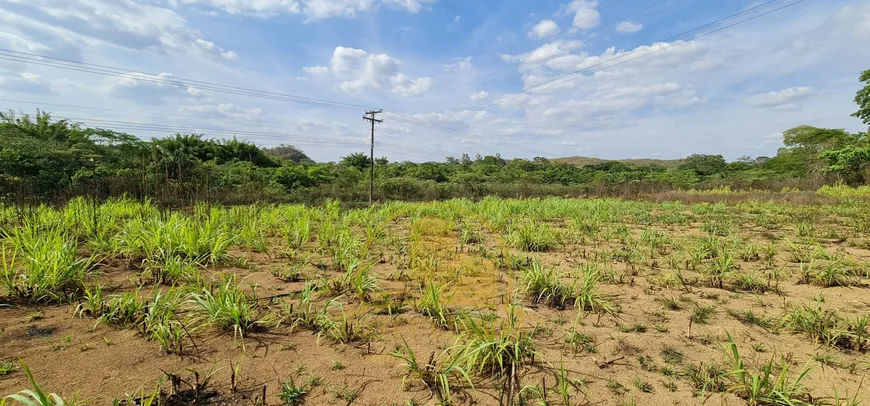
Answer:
[552,156,685,168]
[263,144,315,164]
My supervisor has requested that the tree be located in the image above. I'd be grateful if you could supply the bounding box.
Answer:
[678,154,727,176]
[340,153,370,171]
[783,126,852,151]
[773,126,854,176]
[853,69,870,128]
[821,145,870,184]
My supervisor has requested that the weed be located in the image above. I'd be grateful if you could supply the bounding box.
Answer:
[190,278,264,340]
[565,326,595,355]
[278,376,319,406]
[0,361,13,377]
[657,296,683,311]
[391,340,477,405]
[331,385,361,403]
[683,362,727,396]
[729,309,774,330]
[415,283,455,330]
[2,361,77,405]
[607,379,627,396]
[575,264,614,315]
[721,333,815,405]
[521,261,574,309]
[633,376,653,393]
[779,299,849,349]
[618,323,648,333]
[637,355,657,372]
[691,304,716,325]
[661,347,684,365]
[508,222,559,252]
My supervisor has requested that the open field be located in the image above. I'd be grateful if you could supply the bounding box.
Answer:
[1,195,869,405]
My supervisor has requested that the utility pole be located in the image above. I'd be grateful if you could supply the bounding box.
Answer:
[363,109,383,206]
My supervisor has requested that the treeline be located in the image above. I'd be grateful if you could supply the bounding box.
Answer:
[1,70,868,205]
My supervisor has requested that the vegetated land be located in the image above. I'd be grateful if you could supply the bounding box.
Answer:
[551,156,686,168]
[1,193,869,405]
[2,70,870,207]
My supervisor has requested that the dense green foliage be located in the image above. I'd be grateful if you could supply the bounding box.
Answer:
[2,71,869,204]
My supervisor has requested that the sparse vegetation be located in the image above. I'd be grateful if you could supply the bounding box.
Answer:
[1,194,869,404]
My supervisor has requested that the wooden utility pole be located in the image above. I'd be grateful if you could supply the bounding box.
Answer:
[363,109,383,206]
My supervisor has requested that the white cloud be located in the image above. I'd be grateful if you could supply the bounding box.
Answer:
[0,71,54,94]
[305,46,433,96]
[567,0,600,30]
[0,0,237,60]
[443,57,473,71]
[616,21,642,33]
[174,0,435,19]
[103,72,202,104]
[744,87,817,110]
[470,91,489,101]
[529,20,559,39]
[178,103,265,121]
[174,0,300,17]
[382,0,436,13]
[391,73,434,97]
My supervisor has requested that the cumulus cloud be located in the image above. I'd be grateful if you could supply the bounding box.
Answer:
[566,0,600,30]
[616,21,642,33]
[391,73,434,97]
[529,20,559,39]
[0,0,237,60]
[744,87,817,110]
[305,46,433,97]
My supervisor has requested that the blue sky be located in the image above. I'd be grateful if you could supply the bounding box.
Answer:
[1,0,869,162]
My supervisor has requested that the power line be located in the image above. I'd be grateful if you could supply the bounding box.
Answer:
[382,113,557,157]
[436,0,681,95]
[383,0,803,143]
[0,48,372,112]
[469,0,803,111]
[363,109,383,205]
[53,116,444,161]
[0,99,444,159]
[457,0,690,93]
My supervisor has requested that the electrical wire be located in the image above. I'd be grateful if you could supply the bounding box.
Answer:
[380,0,805,147]
[0,49,373,112]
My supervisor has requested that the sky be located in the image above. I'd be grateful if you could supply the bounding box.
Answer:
[0,0,869,163]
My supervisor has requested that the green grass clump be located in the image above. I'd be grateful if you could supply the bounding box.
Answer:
[683,362,727,396]
[391,340,477,405]
[1,231,94,303]
[2,361,77,405]
[779,300,850,348]
[415,283,457,330]
[0,361,13,377]
[691,304,717,325]
[575,264,614,315]
[721,333,815,405]
[278,376,320,406]
[507,222,559,252]
[521,261,574,309]
[190,278,265,340]
[729,309,774,330]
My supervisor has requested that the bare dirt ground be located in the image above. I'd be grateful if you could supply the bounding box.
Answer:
[1,197,869,405]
